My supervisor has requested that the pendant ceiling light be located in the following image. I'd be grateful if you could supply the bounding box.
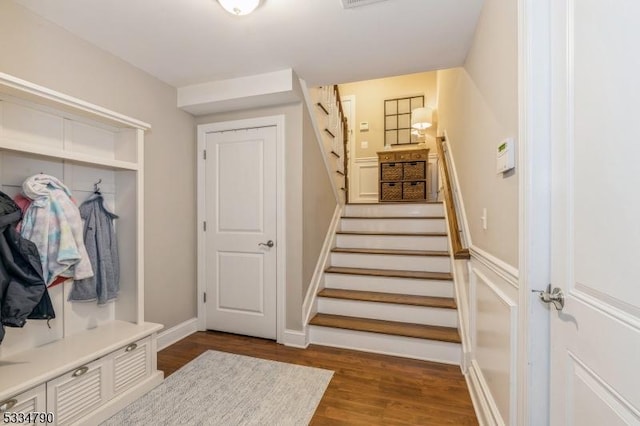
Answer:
[218,0,260,16]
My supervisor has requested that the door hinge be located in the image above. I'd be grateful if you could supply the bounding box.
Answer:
[203,150,207,160]
[203,292,207,303]
[203,221,207,231]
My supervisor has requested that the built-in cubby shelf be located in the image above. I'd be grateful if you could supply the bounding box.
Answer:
[0,138,139,171]
[0,72,161,425]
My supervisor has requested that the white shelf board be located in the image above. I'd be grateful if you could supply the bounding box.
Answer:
[0,138,139,171]
[0,73,150,131]
[0,320,162,401]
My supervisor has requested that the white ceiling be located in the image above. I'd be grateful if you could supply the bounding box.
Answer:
[13,0,484,88]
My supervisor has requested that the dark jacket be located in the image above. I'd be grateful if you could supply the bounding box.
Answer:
[0,191,54,344]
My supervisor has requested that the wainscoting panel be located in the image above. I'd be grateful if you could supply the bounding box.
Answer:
[351,157,378,202]
[468,254,519,425]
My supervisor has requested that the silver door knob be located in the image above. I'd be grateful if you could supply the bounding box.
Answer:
[258,240,274,248]
[532,284,565,310]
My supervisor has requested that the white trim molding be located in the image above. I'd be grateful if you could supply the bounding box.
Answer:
[303,204,343,325]
[467,360,506,426]
[471,268,519,426]
[196,115,287,346]
[351,156,378,203]
[469,245,519,289]
[157,318,199,351]
[517,0,552,423]
[0,72,151,130]
[282,329,309,349]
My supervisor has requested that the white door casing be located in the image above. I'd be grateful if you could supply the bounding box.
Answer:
[550,0,640,424]
[197,116,285,342]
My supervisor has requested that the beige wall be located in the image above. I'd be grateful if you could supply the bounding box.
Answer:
[437,0,519,266]
[0,1,197,329]
[195,103,308,331]
[339,72,438,158]
[302,102,337,297]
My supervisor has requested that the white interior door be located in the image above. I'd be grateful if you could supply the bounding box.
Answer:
[204,126,277,339]
[550,0,640,423]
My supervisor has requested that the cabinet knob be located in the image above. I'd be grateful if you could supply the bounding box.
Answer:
[72,366,89,378]
[125,343,138,352]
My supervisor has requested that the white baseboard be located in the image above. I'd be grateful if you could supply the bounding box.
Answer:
[466,360,505,426]
[282,328,309,348]
[157,318,199,351]
[303,204,343,325]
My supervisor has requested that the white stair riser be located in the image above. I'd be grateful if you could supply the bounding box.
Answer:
[344,203,444,217]
[323,273,454,298]
[309,326,461,365]
[330,253,451,273]
[317,299,458,327]
[336,234,449,251]
[340,218,446,233]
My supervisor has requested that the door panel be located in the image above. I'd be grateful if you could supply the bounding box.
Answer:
[217,251,264,314]
[204,126,277,339]
[550,0,640,423]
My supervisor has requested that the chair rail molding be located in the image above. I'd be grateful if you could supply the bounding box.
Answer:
[469,245,519,289]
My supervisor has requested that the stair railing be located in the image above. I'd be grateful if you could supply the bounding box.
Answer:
[436,136,469,259]
[317,85,350,203]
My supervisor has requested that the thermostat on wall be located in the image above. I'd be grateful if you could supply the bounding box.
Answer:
[497,138,515,174]
[359,121,369,131]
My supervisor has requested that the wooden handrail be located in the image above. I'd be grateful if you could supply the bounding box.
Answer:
[436,136,470,260]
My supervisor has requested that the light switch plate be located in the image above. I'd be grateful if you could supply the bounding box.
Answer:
[361,140,368,148]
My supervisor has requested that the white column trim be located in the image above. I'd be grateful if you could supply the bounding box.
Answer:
[518,0,552,424]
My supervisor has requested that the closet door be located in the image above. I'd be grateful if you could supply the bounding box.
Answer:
[203,125,278,340]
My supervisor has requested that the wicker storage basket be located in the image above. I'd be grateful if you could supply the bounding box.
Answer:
[403,181,426,200]
[403,161,425,180]
[380,182,402,201]
[381,163,402,181]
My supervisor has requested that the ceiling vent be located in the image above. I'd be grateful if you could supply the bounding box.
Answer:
[341,0,388,9]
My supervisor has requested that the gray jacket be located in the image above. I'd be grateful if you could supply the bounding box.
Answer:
[70,195,119,304]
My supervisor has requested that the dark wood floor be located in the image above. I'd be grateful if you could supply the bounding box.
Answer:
[158,331,477,425]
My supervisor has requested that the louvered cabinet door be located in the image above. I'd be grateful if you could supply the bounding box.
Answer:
[1,385,46,425]
[111,337,151,396]
[46,358,110,426]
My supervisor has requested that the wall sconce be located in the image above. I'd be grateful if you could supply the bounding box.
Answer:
[218,0,260,16]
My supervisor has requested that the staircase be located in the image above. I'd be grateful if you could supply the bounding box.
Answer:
[308,201,462,364]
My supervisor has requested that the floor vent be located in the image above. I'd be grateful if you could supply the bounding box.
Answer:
[341,0,388,9]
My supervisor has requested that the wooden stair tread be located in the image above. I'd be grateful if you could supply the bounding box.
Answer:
[341,216,445,220]
[331,247,449,257]
[336,231,447,237]
[325,266,452,281]
[318,288,457,309]
[309,313,461,344]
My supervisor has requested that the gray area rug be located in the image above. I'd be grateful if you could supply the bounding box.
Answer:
[102,350,333,426]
